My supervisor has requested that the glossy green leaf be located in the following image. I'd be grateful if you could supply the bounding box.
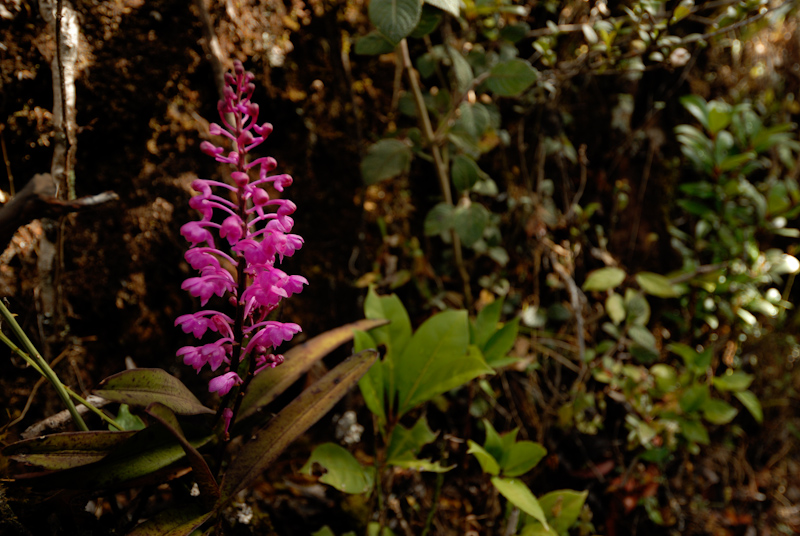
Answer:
[538,489,589,535]
[94,368,213,416]
[734,390,763,423]
[423,0,459,17]
[712,371,754,392]
[4,430,136,470]
[126,503,213,536]
[467,440,500,475]
[486,59,538,97]
[501,440,547,477]
[635,272,679,298]
[300,442,375,493]
[582,267,626,292]
[365,289,412,408]
[218,349,378,505]
[451,154,481,193]
[702,398,738,425]
[453,203,490,247]
[368,0,422,44]
[491,477,549,530]
[605,293,626,325]
[395,311,493,416]
[355,31,396,55]
[239,318,388,420]
[360,139,412,184]
[707,100,732,134]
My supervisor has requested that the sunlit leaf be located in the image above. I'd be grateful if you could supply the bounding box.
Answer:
[582,267,626,292]
[635,272,680,298]
[538,489,588,534]
[491,477,549,530]
[501,440,547,477]
[702,398,738,425]
[734,390,763,423]
[605,293,626,325]
[712,371,754,392]
[423,0,459,17]
[467,440,500,475]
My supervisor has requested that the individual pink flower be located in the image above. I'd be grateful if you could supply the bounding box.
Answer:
[209,372,243,396]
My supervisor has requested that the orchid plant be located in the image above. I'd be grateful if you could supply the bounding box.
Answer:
[1,61,380,534]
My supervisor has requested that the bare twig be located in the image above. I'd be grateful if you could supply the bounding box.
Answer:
[21,394,111,439]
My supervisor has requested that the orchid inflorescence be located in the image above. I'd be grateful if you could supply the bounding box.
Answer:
[176,60,307,398]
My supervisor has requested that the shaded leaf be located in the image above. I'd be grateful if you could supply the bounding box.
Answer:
[4,431,136,470]
[355,330,386,426]
[387,416,437,463]
[94,368,213,416]
[712,371,754,392]
[483,318,520,365]
[680,384,710,413]
[424,202,455,236]
[680,94,709,129]
[218,350,378,505]
[300,442,375,493]
[126,503,213,536]
[486,59,538,97]
[409,5,442,37]
[369,0,422,44]
[360,139,412,185]
[474,297,504,349]
[451,154,481,193]
[467,440,500,475]
[453,203,490,247]
[355,32,396,55]
[702,398,738,425]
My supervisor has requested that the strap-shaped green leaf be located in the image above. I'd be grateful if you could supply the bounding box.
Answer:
[3,430,135,470]
[126,503,213,536]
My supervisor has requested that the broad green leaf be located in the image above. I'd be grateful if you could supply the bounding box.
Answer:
[453,203,490,247]
[712,371,754,392]
[605,293,626,325]
[395,312,493,416]
[360,139,412,184]
[423,0,459,17]
[424,202,455,236]
[486,59,538,97]
[734,390,763,423]
[218,350,378,505]
[312,527,337,536]
[481,419,507,461]
[300,442,375,493]
[368,522,398,536]
[4,430,136,470]
[483,318,520,365]
[94,368,213,416]
[467,440,500,475]
[635,272,679,298]
[680,418,710,445]
[126,503,213,536]
[501,441,547,477]
[368,0,422,44]
[115,404,145,431]
[679,383,710,414]
[387,416,437,463]
[355,330,386,425]
[538,489,589,535]
[719,151,756,172]
[448,46,474,93]
[668,342,712,372]
[520,525,558,536]
[474,297,504,349]
[702,398,738,425]
[239,318,388,421]
[355,31,396,55]
[582,267,626,292]
[628,325,657,352]
[491,477,549,530]
[451,154,481,193]
[680,94,709,129]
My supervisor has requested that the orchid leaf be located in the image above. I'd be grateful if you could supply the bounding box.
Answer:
[94,368,213,416]
[3,430,135,470]
[218,349,378,506]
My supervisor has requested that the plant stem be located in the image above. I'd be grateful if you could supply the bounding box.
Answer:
[399,39,472,307]
[0,301,87,431]
[0,328,122,430]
